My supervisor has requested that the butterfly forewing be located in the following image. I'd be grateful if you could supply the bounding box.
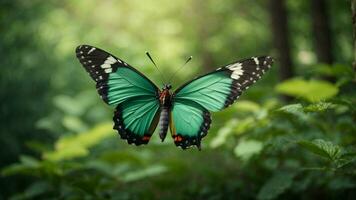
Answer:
[76,45,161,145]
[76,45,159,105]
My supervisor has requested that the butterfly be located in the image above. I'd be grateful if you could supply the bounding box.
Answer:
[75,45,273,150]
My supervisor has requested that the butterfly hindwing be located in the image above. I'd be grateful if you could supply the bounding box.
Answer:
[170,99,211,149]
[76,45,160,145]
[114,97,160,145]
[170,56,273,149]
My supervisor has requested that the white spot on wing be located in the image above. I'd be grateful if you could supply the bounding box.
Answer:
[101,56,117,69]
[88,47,96,54]
[107,56,117,63]
[253,57,259,65]
[105,68,112,73]
[227,62,244,80]
[101,63,111,69]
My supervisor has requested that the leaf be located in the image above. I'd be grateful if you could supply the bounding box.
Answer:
[275,78,338,102]
[43,122,114,161]
[298,139,342,161]
[62,116,87,133]
[304,102,336,112]
[277,104,304,115]
[234,139,263,161]
[122,165,167,182]
[277,104,307,120]
[209,126,232,148]
[1,156,40,176]
[257,171,296,200]
[234,100,261,113]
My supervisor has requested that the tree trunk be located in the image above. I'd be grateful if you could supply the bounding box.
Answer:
[352,0,356,72]
[269,0,294,100]
[311,0,333,65]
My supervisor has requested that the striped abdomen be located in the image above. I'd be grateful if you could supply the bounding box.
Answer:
[159,106,170,141]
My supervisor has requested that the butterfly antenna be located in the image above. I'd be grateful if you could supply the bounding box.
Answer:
[169,56,193,82]
[146,52,166,84]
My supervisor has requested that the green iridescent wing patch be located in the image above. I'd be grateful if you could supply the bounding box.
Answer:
[76,45,160,145]
[170,99,211,149]
[114,97,160,145]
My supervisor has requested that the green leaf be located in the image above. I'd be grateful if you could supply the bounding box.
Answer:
[234,139,263,161]
[275,78,338,102]
[298,139,342,161]
[62,116,87,133]
[209,126,233,149]
[122,165,167,182]
[1,156,40,176]
[277,104,307,120]
[277,104,304,115]
[43,122,114,161]
[304,102,336,112]
[257,171,296,200]
[234,100,261,113]
[209,119,236,148]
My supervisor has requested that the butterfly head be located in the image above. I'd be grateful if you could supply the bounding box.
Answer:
[162,84,172,90]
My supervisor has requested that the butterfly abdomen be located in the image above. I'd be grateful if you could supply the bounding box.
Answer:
[158,89,172,141]
[159,106,170,141]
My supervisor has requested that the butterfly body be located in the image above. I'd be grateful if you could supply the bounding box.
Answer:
[76,45,273,150]
[158,85,172,141]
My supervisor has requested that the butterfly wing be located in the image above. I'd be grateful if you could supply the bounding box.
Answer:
[114,97,160,145]
[76,45,160,145]
[169,99,211,149]
[171,56,273,149]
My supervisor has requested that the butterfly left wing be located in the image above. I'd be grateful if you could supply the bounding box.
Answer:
[76,45,161,145]
[114,97,160,145]
[170,56,273,149]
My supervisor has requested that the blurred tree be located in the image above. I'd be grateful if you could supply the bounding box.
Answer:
[311,0,334,81]
[0,0,56,197]
[269,0,294,100]
[352,0,356,71]
[311,0,333,64]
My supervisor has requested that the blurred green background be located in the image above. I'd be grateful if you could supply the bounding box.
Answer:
[1,0,355,199]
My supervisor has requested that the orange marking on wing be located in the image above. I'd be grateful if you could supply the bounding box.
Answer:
[174,135,183,142]
[142,136,151,141]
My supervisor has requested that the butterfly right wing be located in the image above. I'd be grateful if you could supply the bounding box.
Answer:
[169,99,211,150]
[76,45,161,145]
[170,56,273,149]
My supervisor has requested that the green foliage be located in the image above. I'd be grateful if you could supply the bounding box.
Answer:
[1,0,356,199]
[234,139,263,161]
[275,78,339,102]
[257,171,297,200]
[43,123,114,161]
[298,139,342,161]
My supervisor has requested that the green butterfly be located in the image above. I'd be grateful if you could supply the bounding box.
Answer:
[76,45,273,150]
